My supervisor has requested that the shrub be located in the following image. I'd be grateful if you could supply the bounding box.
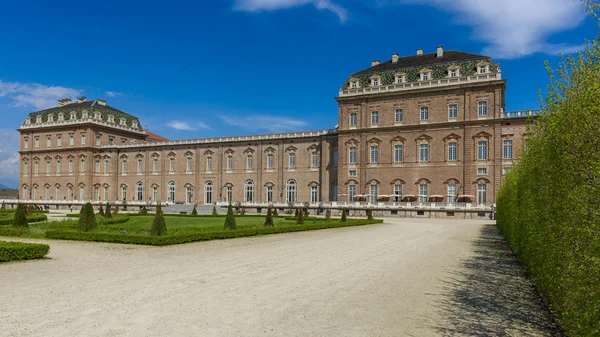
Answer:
[77,203,97,232]
[150,204,167,236]
[273,209,279,217]
[224,204,237,230]
[191,204,198,216]
[325,209,331,220]
[296,208,304,225]
[139,206,148,215]
[0,241,50,262]
[341,209,347,222]
[0,203,5,210]
[212,206,218,216]
[98,205,105,216]
[12,203,29,228]
[264,208,274,227]
[294,208,299,218]
[105,203,112,219]
[303,208,309,217]
[27,204,34,214]
[367,209,374,221]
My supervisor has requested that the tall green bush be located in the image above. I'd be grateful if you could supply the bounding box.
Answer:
[264,208,274,227]
[341,209,347,222]
[367,209,374,221]
[150,204,167,236]
[104,203,112,219]
[77,203,97,232]
[98,205,105,216]
[497,31,600,336]
[212,206,218,216]
[139,206,148,215]
[273,209,279,217]
[296,208,304,225]
[191,205,198,215]
[12,203,28,228]
[224,204,237,230]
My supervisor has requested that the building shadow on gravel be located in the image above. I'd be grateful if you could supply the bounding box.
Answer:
[434,224,562,337]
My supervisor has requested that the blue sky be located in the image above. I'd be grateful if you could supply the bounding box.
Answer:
[0,0,597,187]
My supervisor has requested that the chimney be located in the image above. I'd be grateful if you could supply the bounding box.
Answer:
[416,48,423,56]
[392,53,399,63]
[77,96,87,103]
[97,99,107,106]
[371,60,380,67]
[57,98,72,107]
[437,45,444,57]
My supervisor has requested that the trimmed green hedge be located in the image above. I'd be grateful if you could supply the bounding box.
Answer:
[0,214,48,226]
[0,241,50,262]
[0,227,30,237]
[45,219,383,246]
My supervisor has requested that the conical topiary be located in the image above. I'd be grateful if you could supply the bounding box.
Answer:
[77,202,97,232]
[325,209,331,220]
[212,206,218,216]
[294,208,299,218]
[296,208,304,225]
[367,209,374,221]
[150,204,167,236]
[139,205,148,214]
[191,204,198,216]
[224,204,237,230]
[98,205,105,216]
[104,203,112,219]
[12,203,29,228]
[264,207,274,227]
[341,209,347,222]
[1,203,5,210]
[273,208,279,217]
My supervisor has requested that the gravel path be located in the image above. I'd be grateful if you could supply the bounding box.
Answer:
[0,218,558,337]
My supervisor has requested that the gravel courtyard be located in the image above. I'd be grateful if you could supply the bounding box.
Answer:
[0,218,559,337]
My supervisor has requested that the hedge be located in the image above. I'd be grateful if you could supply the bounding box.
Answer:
[0,241,50,262]
[44,219,383,246]
[0,227,30,237]
[0,214,48,227]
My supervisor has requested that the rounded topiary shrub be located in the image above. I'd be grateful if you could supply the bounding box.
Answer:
[77,202,97,232]
[150,204,167,236]
[12,203,29,228]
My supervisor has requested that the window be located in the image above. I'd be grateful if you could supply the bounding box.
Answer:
[503,140,513,159]
[105,160,109,174]
[205,181,213,204]
[395,109,403,123]
[394,184,403,202]
[24,138,29,149]
[81,134,86,145]
[310,186,318,203]
[479,65,487,74]
[95,160,101,173]
[311,151,318,169]
[246,155,253,171]
[68,160,73,174]
[187,157,193,173]
[478,101,488,116]
[350,81,357,88]
[121,185,127,200]
[168,181,175,202]
[68,186,73,200]
[419,184,428,203]
[244,180,254,202]
[35,138,39,149]
[477,183,487,204]
[46,161,51,175]
[370,145,379,164]
[420,144,429,162]
[478,141,487,160]
[396,75,404,84]
[286,180,297,202]
[47,137,52,148]
[422,72,429,81]
[266,185,273,202]
[288,153,295,169]
[226,186,233,203]
[69,135,74,146]
[152,186,157,201]
[136,182,143,201]
[153,158,158,173]
[108,138,114,145]
[169,158,175,173]
[206,157,212,172]
[56,160,61,174]
[349,169,357,177]
[348,184,356,202]
[448,142,457,161]
[104,186,109,201]
[227,155,233,171]
[448,104,458,119]
[371,111,379,125]
[96,135,101,146]
[33,186,38,200]
[79,186,85,201]
[122,160,127,174]
[267,154,274,170]
[94,186,99,201]
[24,162,28,175]
[186,186,193,204]
[349,146,357,165]
[478,167,487,175]
[372,78,379,86]
[57,136,62,147]
[45,185,50,200]
[80,159,86,173]
[369,184,378,202]
[349,112,357,127]
[447,184,457,203]
[450,69,457,77]
[394,144,403,164]
[420,107,429,121]
[34,161,39,175]
[56,186,61,200]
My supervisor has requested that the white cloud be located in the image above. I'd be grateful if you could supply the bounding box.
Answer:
[395,0,586,59]
[166,120,212,131]
[0,80,81,110]
[219,115,309,133]
[105,91,123,97]
[0,129,20,187]
[234,0,348,22]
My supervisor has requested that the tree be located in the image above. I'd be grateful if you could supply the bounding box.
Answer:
[191,204,198,215]
[77,202,97,232]
[98,204,105,216]
[12,203,28,228]
[296,207,304,225]
[150,203,167,236]
[224,204,237,230]
[273,208,279,217]
[212,205,218,216]
[341,209,347,222]
[264,207,274,227]
[104,203,112,219]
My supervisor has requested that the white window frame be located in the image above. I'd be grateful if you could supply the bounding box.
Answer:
[419,184,428,203]
[267,154,274,170]
[447,184,457,203]
[503,140,513,159]
[477,183,487,204]
[478,101,488,117]
[227,155,233,172]
[206,156,213,172]
[349,146,357,165]
[246,155,253,171]
[394,144,403,164]
[448,104,458,119]
[370,145,379,164]
[349,112,357,127]
[348,184,356,202]
[448,142,457,161]
[478,140,487,160]
[288,153,295,170]
[371,111,379,125]
[420,144,429,162]
[310,185,318,203]
[395,109,403,123]
[420,106,429,121]
[311,151,318,169]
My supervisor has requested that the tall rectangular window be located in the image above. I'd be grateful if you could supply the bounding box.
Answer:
[419,184,428,203]
[137,159,143,174]
[227,155,233,171]
[349,112,357,127]
[394,184,403,202]
[47,137,52,148]
[153,158,158,173]
[394,144,403,164]
[187,157,193,173]
[503,140,513,159]
[56,160,61,174]
[105,160,110,174]
[478,101,488,116]
[46,161,50,175]
[79,186,85,201]
[95,160,100,173]
[96,135,101,146]
[121,186,127,200]
[69,135,74,146]
[56,186,61,200]
[34,162,39,175]
[370,145,379,164]
[45,186,50,200]
[104,186,109,201]
[420,144,429,162]
[477,184,487,204]
[68,160,73,174]
[35,138,39,148]
[420,107,429,120]
[226,186,233,202]
[348,184,356,202]
[266,186,273,202]
[267,154,274,170]
[395,109,403,123]
[24,138,29,149]
[94,186,99,201]
[57,136,62,147]
[122,160,128,174]
[310,186,318,203]
[448,142,457,161]
[169,158,174,172]
[24,162,28,175]
[206,157,212,172]
[349,146,357,165]
[370,184,378,202]
[80,159,86,173]
[247,155,253,170]
[478,141,487,160]
[448,104,458,118]
[288,153,295,169]
[447,184,457,203]
[311,152,318,168]
[81,134,86,145]
[371,111,379,125]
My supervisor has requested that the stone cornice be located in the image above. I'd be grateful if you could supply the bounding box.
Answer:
[19,118,145,135]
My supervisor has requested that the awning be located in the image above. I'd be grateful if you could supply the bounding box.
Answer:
[377,195,392,201]
[429,195,445,201]
[457,195,475,202]
[402,194,417,201]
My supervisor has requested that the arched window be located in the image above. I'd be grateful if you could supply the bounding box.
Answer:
[185,185,193,204]
[67,185,74,200]
[244,180,254,202]
[136,182,144,201]
[205,181,213,204]
[286,180,297,202]
[168,181,176,202]
[369,182,379,202]
[22,185,28,199]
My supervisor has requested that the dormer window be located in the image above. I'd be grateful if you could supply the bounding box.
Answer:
[476,62,490,74]
[108,115,115,123]
[351,81,357,88]
[70,112,76,120]
[131,121,138,129]
[25,117,31,124]
[420,69,432,81]
[394,73,405,84]
[120,118,126,126]
[36,116,42,123]
[370,76,381,87]
[58,113,64,121]
[94,112,101,120]
[47,114,54,122]
[82,110,89,119]
[479,65,488,73]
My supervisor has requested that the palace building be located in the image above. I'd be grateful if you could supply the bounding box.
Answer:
[17,46,536,206]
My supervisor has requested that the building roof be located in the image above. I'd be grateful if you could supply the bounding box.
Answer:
[145,131,170,142]
[352,50,489,76]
